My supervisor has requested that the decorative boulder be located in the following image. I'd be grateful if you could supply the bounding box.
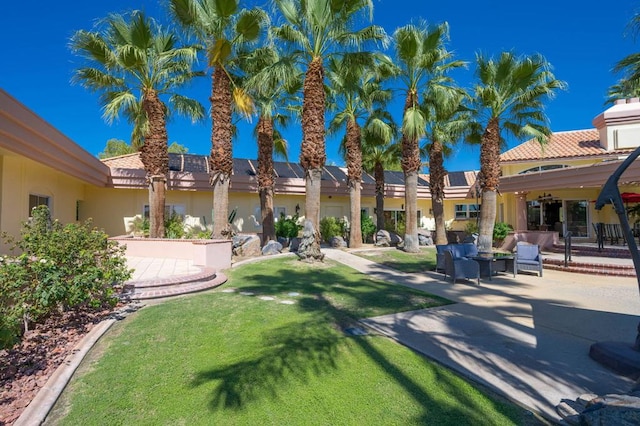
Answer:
[277,236,290,248]
[262,240,283,256]
[389,232,403,246]
[233,234,261,257]
[297,220,324,261]
[418,234,433,246]
[330,236,347,248]
[375,230,391,247]
[289,237,301,252]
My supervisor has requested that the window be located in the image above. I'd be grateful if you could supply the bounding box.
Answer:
[455,204,479,219]
[518,164,568,174]
[29,194,50,216]
[143,204,185,219]
[274,206,286,219]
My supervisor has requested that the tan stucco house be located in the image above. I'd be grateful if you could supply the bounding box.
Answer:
[3,86,640,250]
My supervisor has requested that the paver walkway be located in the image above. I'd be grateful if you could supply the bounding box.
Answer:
[323,248,640,422]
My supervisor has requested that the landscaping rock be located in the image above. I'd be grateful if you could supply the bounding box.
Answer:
[232,235,251,249]
[418,234,433,246]
[262,240,283,256]
[297,220,324,261]
[277,236,289,248]
[233,234,261,257]
[389,232,403,246]
[330,236,347,248]
[375,230,391,247]
[289,237,300,252]
[556,393,640,425]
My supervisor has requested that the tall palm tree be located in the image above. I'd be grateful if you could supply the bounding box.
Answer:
[169,0,267,238]
[422,85,470,246]
[468,52,565,252]
[328,54,393,248]
[361,111,399,232]
[241,46,302,243]
[271,0,387,256]
[392,21,464,252]
[608,12,640,101]
[71,11,204,238]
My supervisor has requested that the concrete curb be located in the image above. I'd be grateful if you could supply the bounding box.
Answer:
[14,318,116,426]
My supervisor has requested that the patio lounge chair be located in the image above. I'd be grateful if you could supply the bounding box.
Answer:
[444,249,480,285]
[514,242,543,277]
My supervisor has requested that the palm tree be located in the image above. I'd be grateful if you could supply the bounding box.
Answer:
[422,85,470,246]
[392,21,464,252]
[241,46,302,243]
[468,52,566,252]
[361,111,399,232]
[608,12,640,101]
[71,11,204,238]
[169,0,267,238]
[328,54,393,248]
[271,0,387,256]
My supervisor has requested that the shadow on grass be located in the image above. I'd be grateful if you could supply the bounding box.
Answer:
[191,258,524,424]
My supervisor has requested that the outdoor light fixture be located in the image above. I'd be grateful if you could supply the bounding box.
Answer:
[295,204,300,214]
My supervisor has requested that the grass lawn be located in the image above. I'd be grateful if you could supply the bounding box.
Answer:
[354,246,437,273]
[47,256,534,425]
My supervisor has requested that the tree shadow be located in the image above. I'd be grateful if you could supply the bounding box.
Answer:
[191,258,526,423]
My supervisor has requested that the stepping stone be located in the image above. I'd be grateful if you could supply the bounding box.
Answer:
[239,291,255,296]
[259,296,275,301]
[287,292,300,297]
[279,300,295,305]
[221,288,236,293]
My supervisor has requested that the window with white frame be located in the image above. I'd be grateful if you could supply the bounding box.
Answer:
[143,204,185,219]
[454,204,479,219]
[29,194,50,216]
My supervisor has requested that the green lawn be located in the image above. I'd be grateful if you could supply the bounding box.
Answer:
[48,257,533,425]
[354,246,437,273]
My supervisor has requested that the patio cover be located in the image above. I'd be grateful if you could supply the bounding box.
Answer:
[498,158,640,193]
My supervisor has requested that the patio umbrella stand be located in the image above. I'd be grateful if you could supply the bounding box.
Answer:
[589,145,640,379]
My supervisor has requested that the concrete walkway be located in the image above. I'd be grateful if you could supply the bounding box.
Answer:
[323,248,640,422]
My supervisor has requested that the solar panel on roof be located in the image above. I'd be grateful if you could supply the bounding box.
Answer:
[182,155,208,173]
[168,154,182,171]
[233,159,255,176]
[273,161,302,178]
[448,171,469,187]
[361,172,375,184]
[384,171,404,185]
[323,165,348,182]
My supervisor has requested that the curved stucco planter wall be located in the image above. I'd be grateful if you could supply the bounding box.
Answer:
[111,236,232,270]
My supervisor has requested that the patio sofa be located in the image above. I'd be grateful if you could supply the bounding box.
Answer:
[435,243,478,273]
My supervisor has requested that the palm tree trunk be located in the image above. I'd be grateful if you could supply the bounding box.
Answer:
[139,89,168,238]
[257,116,275,244]
[401,92,421,253]
[478,117,501,252]
[429,140,447,245]
[210,66,233,239]
[300,57,326,231]
[374,161,385,231]
[299,56,325,260]
[346,118,362,248]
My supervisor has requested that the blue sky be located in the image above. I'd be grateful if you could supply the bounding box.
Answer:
[1,1,638,172]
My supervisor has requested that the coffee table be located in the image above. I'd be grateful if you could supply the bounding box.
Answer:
[470,254,515,280]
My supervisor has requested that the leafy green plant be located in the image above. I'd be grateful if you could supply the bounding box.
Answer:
[275,213,301,239]
[320,217,347,243]
[464,221,479,235]
[0,206,132,349]
[361,214,377,244]
[493,222,512,246]
[165,213,185,239]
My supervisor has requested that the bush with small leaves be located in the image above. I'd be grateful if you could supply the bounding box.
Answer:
[0,206,132,348]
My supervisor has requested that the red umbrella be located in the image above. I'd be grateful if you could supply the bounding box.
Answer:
[621,192,640,203]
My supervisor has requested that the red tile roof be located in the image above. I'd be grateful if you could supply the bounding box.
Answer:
[499,129,631,162]
[101,153,144,169]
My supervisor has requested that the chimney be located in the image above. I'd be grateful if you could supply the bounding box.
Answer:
[593,98,640,151]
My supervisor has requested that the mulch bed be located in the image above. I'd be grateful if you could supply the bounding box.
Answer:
[0,309,114,425]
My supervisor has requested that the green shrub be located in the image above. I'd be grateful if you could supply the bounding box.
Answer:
[0,206,132,349]
[361,214,376,243]
[493,222,513,246]
[275,213,301,239]
[165,213,185,239]
[464,221,479,235]
[319,217,347,243]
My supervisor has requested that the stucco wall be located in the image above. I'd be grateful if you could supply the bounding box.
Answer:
[0,154,87,253]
